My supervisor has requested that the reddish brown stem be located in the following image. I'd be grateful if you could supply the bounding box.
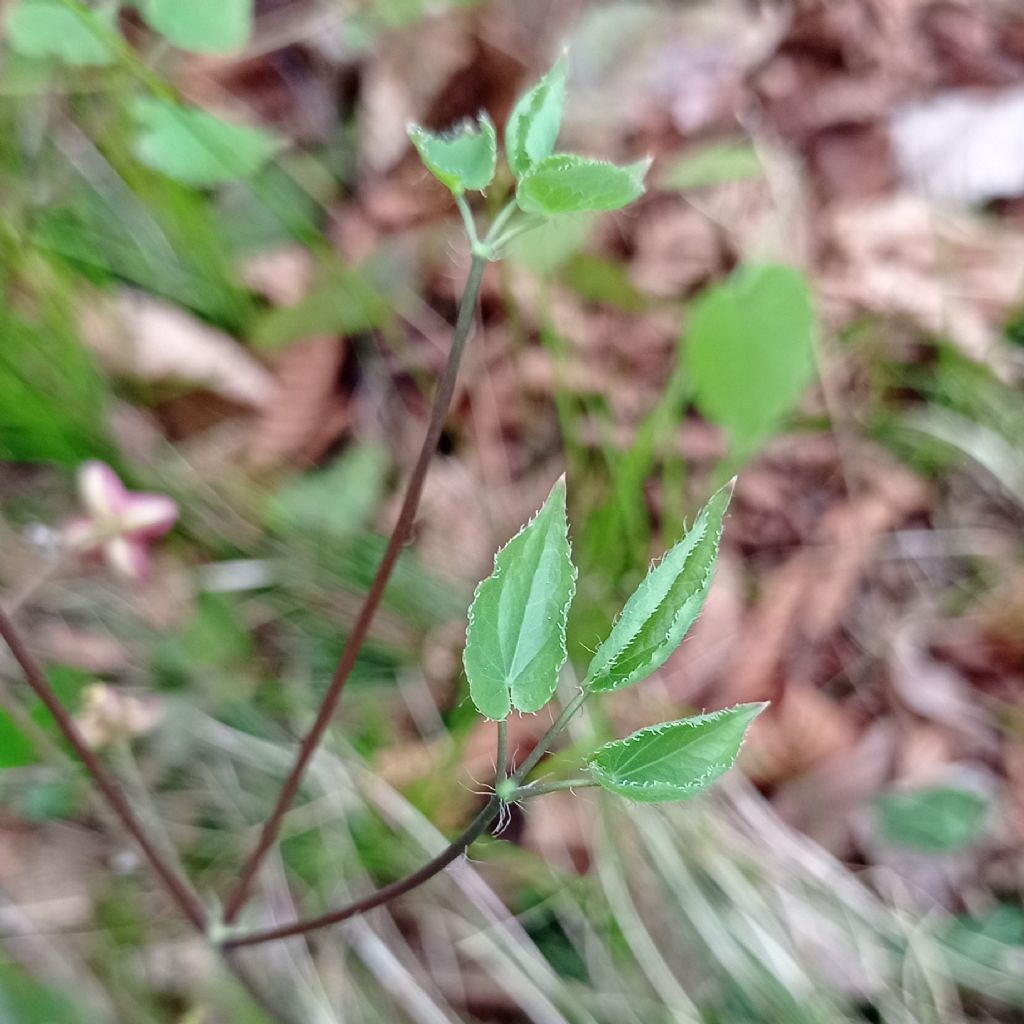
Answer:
[224,794,501,949]
[223,254,488,924]
[0,607,207,932]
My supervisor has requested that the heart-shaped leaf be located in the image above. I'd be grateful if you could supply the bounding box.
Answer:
[686,264,815,455]
[505,56,566,178]
[131,98,281,186]
[516,154,649,216]
[464,477,576,720]
[585,480,733,693]
[408,114,497,195]
[589,702,766,803]
[6,0,117,66]
[140,0,252,54]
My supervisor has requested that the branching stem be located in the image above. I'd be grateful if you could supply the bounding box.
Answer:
[223,253,488,924]
[225,686,592,949]
[222,794,502,949]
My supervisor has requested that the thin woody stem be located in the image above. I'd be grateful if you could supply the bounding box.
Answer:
[223,688,591,950]
[223,794,502,949]
[0,607,206,931]
[223,253,488,924]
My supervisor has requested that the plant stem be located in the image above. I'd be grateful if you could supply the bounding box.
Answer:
[485,200,518,246]
[495,718,508,783]
[222,687,591,949]
[223,253,488,924]
[223,794,502,950]
[513,777,597,799]
[512,688,589,784]
[454,194,482,252]
[0,607,206,931]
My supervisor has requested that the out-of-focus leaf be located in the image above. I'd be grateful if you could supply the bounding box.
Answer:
[464,477,576,719]
[585,481,732,692]
[685,264,815,455]
[264,445,389,544]
[251,268,391,349]
[131,98,281,186]
[140,0,252,54]
[589,702,766,803]
[6,0,117,66]
[659,140,762,191]
[874,786,989,852]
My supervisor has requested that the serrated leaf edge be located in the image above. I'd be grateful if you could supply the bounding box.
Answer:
[407,113,497,194]
[588,702,767,798]
[506,56,567,177]
[516,154,651,215]
[464,476,577,719]
[585,481,732,692]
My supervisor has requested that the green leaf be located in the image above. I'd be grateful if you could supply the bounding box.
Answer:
[140,0,252,53]
[659,140,762,191]
[874,786,989,853]
[685,264,815,455]
[408,114,497,194]
[516,154,649,216]
[505,56,567,177]
[585,481,733,693]
[6,0,117,66]
[251,268,390,349]
[589,702,766,803]
[131,98,281,186]
[463,477,576,720]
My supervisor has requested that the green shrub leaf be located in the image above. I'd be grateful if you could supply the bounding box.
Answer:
[464,477,576,719]
[505,56,567,177]
[6,0,117,66]
[140,0,252,53]
[875,786,989,852]
[589,702,766,803]
[408,114,497,194]
[585,481,733,693]
[685,264,815,455]
[516,154,649,216]
[131,98,281,186]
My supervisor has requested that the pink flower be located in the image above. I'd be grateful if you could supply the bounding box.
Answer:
[64,462,178,582]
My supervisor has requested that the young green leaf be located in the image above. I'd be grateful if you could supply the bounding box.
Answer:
[589,702,766,803]
[685,264,815,456]
[131,98,281,186]
[464,476,576,720]
[585,481,733,693]
[408,114,497,194]
[140,0,252,54]
[516,155,649,216]
[505,56,567,177]
[6,0,117,66]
